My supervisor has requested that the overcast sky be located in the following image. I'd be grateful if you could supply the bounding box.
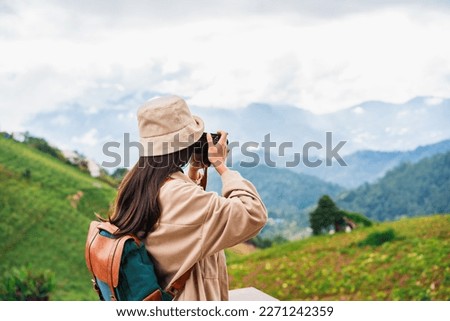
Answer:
[1,0,450,131]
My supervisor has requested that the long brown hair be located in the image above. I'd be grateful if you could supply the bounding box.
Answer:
[108,146,194,238]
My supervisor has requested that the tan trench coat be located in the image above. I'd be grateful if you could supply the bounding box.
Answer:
[144,169,267,300]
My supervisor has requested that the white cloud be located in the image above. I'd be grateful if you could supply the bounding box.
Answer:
[117,112,135,121]
[85,105,99,115]
[384,126,410,136]
[425,97,444,106]
[50,115,70,126]
[397,110,410,118]
[352,106,365,114]
[353,132,377,145]
[0,1,450,131]
[72,129,99,147]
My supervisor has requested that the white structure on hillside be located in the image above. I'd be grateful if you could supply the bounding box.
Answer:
[87,159,101,177]
[62,150,101,177]
[12,132,25,142]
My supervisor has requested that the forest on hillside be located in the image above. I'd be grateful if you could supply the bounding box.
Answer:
[338,151,450,221]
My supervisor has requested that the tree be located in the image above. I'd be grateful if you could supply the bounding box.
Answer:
[309,195,342,235]
[23,133,65,161]
[111,167,129,182]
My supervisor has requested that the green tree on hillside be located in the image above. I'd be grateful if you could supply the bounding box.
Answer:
[23,132,65,162]
[309,195,343,235]
[111,167,129,182]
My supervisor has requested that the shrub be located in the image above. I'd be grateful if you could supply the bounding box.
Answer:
[0,266,56,300]
[358,229,396,247]
[22,169,31,180]
[250,235,287,249]
[250,236,273,249]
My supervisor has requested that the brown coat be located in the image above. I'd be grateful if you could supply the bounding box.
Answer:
[144,169,267,300]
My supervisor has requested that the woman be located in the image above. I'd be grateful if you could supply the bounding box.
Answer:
[109,95,267,300]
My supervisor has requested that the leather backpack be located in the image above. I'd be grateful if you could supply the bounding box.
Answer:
[85,221,192,301]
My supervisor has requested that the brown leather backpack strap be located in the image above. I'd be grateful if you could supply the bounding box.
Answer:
[97,221,141,290]
[200,167,208,190]
[166,266,194,298]
[85,221,105,300]
[97,221,118,234]
[85,221,101,275]
[85,221,138,300]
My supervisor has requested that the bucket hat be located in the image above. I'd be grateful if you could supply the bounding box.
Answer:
[137,95,204,156]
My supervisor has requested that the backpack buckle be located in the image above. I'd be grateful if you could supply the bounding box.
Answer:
[166,286,179,298]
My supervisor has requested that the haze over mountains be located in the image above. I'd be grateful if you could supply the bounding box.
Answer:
[193,96,450,154]
[296,138,450,188]
[25,95,450,189]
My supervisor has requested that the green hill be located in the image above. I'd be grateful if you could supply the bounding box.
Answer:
[337,151,450,221]
[0,136,116,300]
[227,215,449,300]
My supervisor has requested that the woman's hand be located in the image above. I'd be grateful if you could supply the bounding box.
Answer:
[207,130,229,175]
[188,153,206,182]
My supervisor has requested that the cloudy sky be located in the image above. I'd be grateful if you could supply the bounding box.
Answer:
[1,0,450,133]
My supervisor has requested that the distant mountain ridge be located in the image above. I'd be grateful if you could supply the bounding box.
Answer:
[192,95,450,155]
[26,95,450,171]
[293,138,450,188]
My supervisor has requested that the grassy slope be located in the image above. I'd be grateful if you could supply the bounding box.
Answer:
[227,215,450,300]
[0,137,116,300]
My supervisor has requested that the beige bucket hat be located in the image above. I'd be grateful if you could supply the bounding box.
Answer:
[137,95,204,156]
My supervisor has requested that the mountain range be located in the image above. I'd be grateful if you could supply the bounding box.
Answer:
[192,95,450,156]
[18,95,450,198]
[293,138,450,188]
[25,95,450,176]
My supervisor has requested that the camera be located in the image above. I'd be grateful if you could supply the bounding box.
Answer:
[192,132,228,167]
